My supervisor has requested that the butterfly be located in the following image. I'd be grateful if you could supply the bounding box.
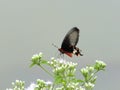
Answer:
[58,27,83,57]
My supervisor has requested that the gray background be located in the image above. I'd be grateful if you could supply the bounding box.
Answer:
[0,0,119,90]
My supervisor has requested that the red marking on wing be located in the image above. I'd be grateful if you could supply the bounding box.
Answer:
[64,52,73,57]
[58,48,73,57]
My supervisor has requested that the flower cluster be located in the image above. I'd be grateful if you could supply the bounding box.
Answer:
[94,60,106,71]
[48,58,79,89]
[30,52,44,67]
[6,80,25,90]
[80,60,106,90]
[7,52,106,90]
[33,79,52,90]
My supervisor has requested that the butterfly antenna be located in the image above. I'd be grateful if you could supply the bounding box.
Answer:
[52,43,59,49]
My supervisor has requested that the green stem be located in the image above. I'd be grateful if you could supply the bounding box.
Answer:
[51,83,55,90]
[81,70,99,86]
[88,70,99,81]
[39,65,53,77]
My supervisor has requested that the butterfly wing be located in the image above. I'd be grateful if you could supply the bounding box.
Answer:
[61,27,79,52]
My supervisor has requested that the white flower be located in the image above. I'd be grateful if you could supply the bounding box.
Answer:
[79,86,85,90]
[38,52,43,56]
[45,81,52,85]
[96,60,106,67]
[6,89,13,90]
[51,57,55,60]
[59,59,65,63]
[25,83,36,90]
[85,82,95,88]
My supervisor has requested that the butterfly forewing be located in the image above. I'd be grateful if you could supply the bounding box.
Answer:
[61,27,79,52]
[69,29,79,46]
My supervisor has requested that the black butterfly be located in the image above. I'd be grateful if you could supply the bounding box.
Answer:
[58,27,83,57]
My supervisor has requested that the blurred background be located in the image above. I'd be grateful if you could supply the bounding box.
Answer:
[0,0,119,90]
